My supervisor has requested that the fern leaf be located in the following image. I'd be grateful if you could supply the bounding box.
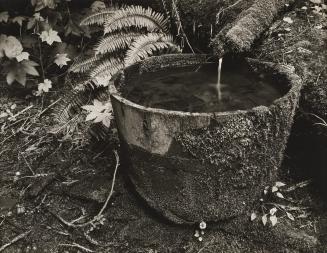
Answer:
[95,33,142,55]
[125,34,181,66]
[104,6,168,34]
[52,87,111,140]
[69,55,100,73]
[80,6,120,26]
[90,58,125,80]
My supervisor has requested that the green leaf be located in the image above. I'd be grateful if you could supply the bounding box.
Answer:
[37,79,52,93]
[39,29,62,45]
[54,53,71,68]
[16,52,30,62]
[91,1,106,12]
[12,16,26,26]
[0,12,9,23]
[82,99,113,127]
[0,35,23,59]
[21,60,39,76]
[31,0,56,11]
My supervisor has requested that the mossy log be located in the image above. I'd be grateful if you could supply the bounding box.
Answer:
[212,0,297,56]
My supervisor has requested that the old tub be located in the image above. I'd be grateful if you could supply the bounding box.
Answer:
[109,54,302,224]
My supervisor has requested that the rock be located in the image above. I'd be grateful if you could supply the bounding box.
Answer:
[62,173,122,203]
[26,174,55,198]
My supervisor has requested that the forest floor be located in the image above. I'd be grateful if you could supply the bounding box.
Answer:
[1,1,327,253]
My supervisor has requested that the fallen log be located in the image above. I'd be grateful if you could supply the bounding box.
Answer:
[212,0,296,56]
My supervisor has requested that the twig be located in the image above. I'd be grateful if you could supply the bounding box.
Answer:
[216,0,243,24]
[284,180,312,192]
[20,152,35,175]
[10,105,33,119]
[50,150,120,228]
[36,98,62,118]
[171,0,194,53]
[0,230,31,252]
[59,243,94,252]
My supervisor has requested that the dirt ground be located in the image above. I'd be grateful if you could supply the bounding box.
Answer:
[1,1,327,252]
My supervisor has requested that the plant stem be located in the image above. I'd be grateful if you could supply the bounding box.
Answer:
[217,57,223,102]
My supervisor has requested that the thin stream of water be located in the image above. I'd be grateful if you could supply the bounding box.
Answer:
[217,58,223,102]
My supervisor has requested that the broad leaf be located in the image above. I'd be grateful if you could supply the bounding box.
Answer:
[82,99,113,127]
[38,79,52,92]
[16,52,30,62]
[40,29,62,45]
[0,12,9,23]
[12,16,26,26]
[0,35,23,59]
[54,53,71,68]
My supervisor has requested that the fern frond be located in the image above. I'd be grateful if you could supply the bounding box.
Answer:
[54,89,93,126]
[104,6,168,34]
[95,33,142,55]
[69,55,100,73]
[52,87,111,137]
[90,58,125,80]
[80,6,120,26]
[125,34,181,66]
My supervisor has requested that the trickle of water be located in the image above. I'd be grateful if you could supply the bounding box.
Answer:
[217,58,223,102]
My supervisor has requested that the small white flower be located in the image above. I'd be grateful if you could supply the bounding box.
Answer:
[199,221,207,230]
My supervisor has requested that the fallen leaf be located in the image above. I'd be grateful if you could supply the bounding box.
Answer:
[283,17,294,24]
[275,182,286,187]
[272,186,278,193]
[276,192,284,199]
[270,207,277,216]
[270,215,278,226]
[40,29,62,45]
[286,212,295,221]
[250,213,257,221]
[262,214,268,226]
[54,53,71,68]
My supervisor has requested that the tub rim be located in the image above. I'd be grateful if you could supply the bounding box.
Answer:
[109,54,302,117]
